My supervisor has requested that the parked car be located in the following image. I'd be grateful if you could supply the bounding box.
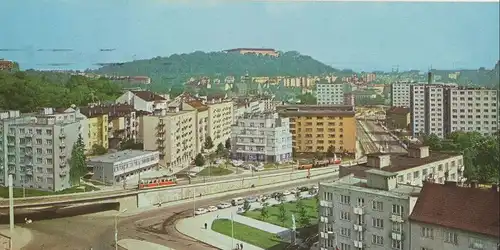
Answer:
[282,190,291,196]
[217,202,231,209]
[236,207,245,214]
[298,186,309,192]
[231,197,245,206]
[271,192,283,199]
[290,189,297,194]
[245,196,258,203]
[207,206,218,212]
[259,195,269,202]
[194,208,208,215]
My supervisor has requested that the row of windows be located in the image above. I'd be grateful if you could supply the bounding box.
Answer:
[420,227,487,250]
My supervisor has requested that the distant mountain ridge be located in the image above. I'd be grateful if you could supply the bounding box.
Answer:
[91,50,340,91]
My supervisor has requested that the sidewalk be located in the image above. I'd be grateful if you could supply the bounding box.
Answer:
[0,226,32,250]
[118,239,175,250]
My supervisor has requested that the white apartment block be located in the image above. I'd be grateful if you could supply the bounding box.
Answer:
[339,146,465,187]
[140,103,197,170]
[116,90,169,113]
[87,150,159,185]
[391,82,414,107]
[0,109,80,191]
[317,83,344,105]
[206,100,234,149]
[231,112,293,162]
[318,170,421,250]
[448,88,499,136]
[410,84,446,138]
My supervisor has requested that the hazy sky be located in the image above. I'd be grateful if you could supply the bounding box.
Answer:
[1,0,499,71]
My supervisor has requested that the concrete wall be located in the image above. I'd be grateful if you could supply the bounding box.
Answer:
[137,167,335,208]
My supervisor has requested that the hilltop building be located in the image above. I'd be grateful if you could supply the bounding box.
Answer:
[224,48,279,57]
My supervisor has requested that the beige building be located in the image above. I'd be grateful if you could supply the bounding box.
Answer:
[140,103,197,169]
[184,100,209,154]
[206,98,233,150]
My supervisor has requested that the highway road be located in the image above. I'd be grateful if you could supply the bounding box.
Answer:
[21,176,338,250]
[363,120,407,154]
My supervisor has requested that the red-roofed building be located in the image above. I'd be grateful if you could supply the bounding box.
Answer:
[0,60,15,71]
[115,90,169,112]
[409,182,500,250]
[224,48,279,57]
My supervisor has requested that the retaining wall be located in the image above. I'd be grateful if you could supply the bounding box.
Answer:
[137,167,336,208]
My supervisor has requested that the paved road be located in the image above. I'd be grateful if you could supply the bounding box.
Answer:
[356,120,379,154]
[364,120,407,154]
[20,176,337,250]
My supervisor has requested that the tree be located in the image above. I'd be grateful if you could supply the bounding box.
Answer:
[194,153,205,167]
[225,138,231,150]
[69,135,87,186]
[295,198,304,211]
[422,133,442,151]
[260,202,269,221]
[278,202,287,226]
[204,136,214,150]
[315,194,320,212]
[298,204,310,227]
[297,93,317,105]
[243,200,251,213]
[326,145,336,157]
[91,144,108,155]
[216,143,225,155]
[120,139,143,150]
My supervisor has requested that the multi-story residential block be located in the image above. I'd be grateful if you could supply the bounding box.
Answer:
[87,150,159,185]
[317,82,344,105]
[233,98,266,122]
[115,90,169,113]
[78,107,109,154]
[409,182,499,250]
[184,100,209,154]
[391,82,414,107]
[206,97,234,149]
[386,107,411,130]
[318,170,421,250]
[231,112,292,162]
[0,109,80,191]
[339,145,465,186]
[276,105,356,155]
[343,93,355,106]
[140,103,197,169]
[410,85,499,138]
[282,76,318,88]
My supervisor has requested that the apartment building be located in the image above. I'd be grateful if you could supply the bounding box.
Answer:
[116,90,169,112]
[318,170,421,250]
[276,105,356,154]
[184,100,209,154]
[231,112,292,162]
[282,76,317,88]
[386,107,411,130]
[0,109,80,191]
[87,150,159,185]
[391,82,414,107]
[233,98,266,122]
[409,182,499,250]
[206,97,233,149]
[140,103,196,169]
[339,145,465,187]
[343,93,355,106]
[410,85,499,138]
[317,82,344,105]
[77,107,108,153]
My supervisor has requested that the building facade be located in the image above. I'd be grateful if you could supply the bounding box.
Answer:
[0,109,80,191]
[231,112,293,162]
[206,98,233,149]
[115,90,169,113]
[391,82,414,107]
[87,150,159,185]
[386,107,411,130]
[318,170,421,250]
[317,82,344,105]
[140,103,197,169]
[409,182,499,250]
[277,105,357,155]
[184,100,209,154]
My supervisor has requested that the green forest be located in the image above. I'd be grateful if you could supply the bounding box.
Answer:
[431,61,500,88]
[0,71,122,112]
[92,51,342,92]
[421,131,499,184]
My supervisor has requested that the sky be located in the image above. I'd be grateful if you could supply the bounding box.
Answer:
[1,0,499,72]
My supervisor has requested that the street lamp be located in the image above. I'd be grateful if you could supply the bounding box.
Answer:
[114,208,128,250]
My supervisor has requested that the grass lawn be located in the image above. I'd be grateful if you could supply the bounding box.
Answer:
[244,198,318,229]
[0,184,100,198]
[197,166,233,176]
[211,219,284,249]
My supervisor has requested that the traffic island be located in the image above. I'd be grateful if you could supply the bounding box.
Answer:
[197,167,233,177]
[211,219,286,249]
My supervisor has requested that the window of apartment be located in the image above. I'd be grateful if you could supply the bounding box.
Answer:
[46,129,52,135]
[444,231,458,245]
[340,243,351,250]
[438,164,443,171]
[469,237,485,250]
[420,248,432,250]
[46,168,53,174]
[36,129,42,135]
[340,195,350,204]
[398,175,404,182]
[392,204,404,215]
[372,218,384,228]
[46,158,53,165]
[46,149,53,154]
[372,235,384,245]
[322,207,334,217]
[323,192,333,201]
[392,222,402,233]
[340,211,350,221]
[36,139,42,145]
[372,201,383,211]
[357,198,365,207]
[340,227,351,237]
[391,239,402,250]
[421,227,434,239]
[413,171,420,178]
[406,173,412,181]
[36,148,43,154]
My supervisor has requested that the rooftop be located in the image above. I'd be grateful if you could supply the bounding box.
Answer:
[277,104,355,117]
[132,91,167,102]
[185,100,209,112]
[386,107,410,115]
[79,104,136,118]
[409,182,500,238]
[88,150,157,163]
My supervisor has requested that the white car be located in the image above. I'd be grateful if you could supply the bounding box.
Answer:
[194,208,208,215]
[290,189,297,194]
[282,190,291,196]
[207,206,218,212]
[217,202,231,209]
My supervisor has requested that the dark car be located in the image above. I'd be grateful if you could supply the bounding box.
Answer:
[298,186,309,192]
[271,192,283,199]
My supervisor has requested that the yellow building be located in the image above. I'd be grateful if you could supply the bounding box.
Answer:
[276,105,356,154]
[140,103,197,169]
[84,114,108,153]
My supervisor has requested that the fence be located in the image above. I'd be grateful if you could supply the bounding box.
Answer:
[0,232,11,250]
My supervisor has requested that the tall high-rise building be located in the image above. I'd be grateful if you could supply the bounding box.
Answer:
[391,82,415,107]
[317,82,344,105]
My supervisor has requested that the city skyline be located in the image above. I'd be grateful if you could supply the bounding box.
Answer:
[1,0,499,72]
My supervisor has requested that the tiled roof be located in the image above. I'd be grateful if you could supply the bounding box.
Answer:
[79,104,135,118]
[409,182,500,238]
[132,91,166,102]
[185,100,209,112]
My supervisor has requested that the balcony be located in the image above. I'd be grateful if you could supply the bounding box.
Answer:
[25,142,32,147]
[59,153,66,158]
[60,161,66,168]
[157,129,165,134]
[391,231,403,241]
[157,137,165,142]
[25,170,33,175]
[353,224,365,232]
[59,133,66,139]
[319,232,329,239]
[59,171,68,177]
[320,216,329,223]
[353,240,365,248]
[353,206,364,215]
[25,133,33,138]
[320,200,333,207]
[390,214,404,223]
[59,143,66,149]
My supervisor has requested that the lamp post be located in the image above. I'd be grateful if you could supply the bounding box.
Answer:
[114,208,128,250]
